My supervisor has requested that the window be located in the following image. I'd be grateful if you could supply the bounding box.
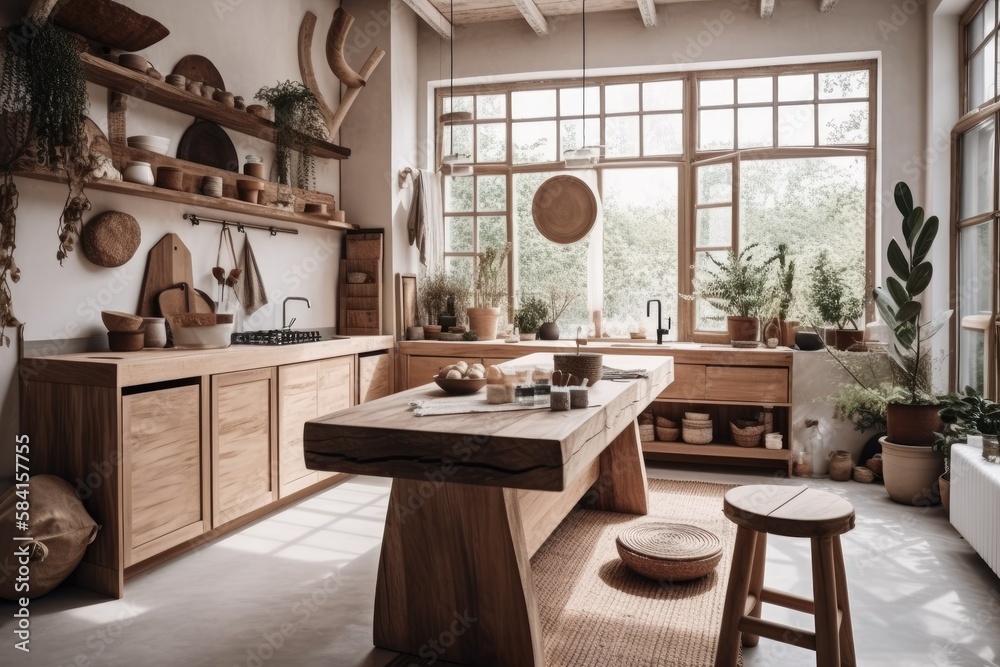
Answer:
[964,0,1000,112]
[436,61,876,341]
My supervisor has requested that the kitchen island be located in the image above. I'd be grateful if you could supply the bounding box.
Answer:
[304,353,673,666]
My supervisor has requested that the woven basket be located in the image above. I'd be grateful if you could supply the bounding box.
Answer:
[681,419,712,445]
[730,421,766,448]
[656,426,680,442]
[616,522,723,581]
[553,353,603,386]
[638,411,654,425]
[655,416,678,429]
[638,424,655,442]
[82,211,141,267]
[346,234,383,260]
[853,466,875,483]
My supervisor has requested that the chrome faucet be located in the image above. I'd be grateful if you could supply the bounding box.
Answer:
[646,299,672,345]
[283,296,311,329]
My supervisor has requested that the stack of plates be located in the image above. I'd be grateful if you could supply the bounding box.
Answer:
[127,135,170,155]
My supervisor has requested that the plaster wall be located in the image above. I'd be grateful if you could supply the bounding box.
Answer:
[0,0,351,480]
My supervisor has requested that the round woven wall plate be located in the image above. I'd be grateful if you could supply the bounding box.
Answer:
[531,175,598,244]
[616,522,723,581]
[82,211,141,268]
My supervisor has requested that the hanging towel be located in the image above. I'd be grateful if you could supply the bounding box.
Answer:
[406,168,443,272]
[239,235,269,316]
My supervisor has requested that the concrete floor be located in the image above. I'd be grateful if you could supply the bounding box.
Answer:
[2,463,999,667]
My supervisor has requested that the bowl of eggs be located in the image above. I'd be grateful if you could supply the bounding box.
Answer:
[433,361,487,395]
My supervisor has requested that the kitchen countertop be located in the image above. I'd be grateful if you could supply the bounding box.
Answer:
[20,334,395,388]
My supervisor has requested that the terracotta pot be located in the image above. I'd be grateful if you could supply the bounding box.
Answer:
[939,472,950,513]
[726,316,759,342]
[467,307,500,341]
[835,328,864,351]
[423,324,442,340]
[538,321,560,340]
[519,332,537,341]
[829,450,853,481]
[879,436,944,506]
[236,179,266,204]
[886,402,943,445]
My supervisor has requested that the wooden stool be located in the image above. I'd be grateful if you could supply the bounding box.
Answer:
[715,485,856,667]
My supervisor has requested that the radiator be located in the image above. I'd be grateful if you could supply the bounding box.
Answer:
[951,443,1000,578]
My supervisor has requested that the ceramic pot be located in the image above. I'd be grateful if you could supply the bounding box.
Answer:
[122,161,155,186]
[829,450,853,481]
[794,330,824,351]
[236,179,266,204]
[886,403,943,446]
[467,307,500,341]
[835,328,864,351]
[155,167,184,191]
[519,332,537,341]
[726,316,759,342]
[142,317,167,348]
[879,436,944,506]
[243,155,266,179]
[423,325,442,340]
[538,321,560,340]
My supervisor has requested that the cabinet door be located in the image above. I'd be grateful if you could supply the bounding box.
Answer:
[212,368,277,526]
[278,363,321,497]
[316,356,355,482]
[358,353,391,403]
[122,384,207,567]
[658,364,706,400]
[705,366,789,404]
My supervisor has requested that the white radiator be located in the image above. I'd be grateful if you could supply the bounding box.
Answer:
[951,444,1000,578]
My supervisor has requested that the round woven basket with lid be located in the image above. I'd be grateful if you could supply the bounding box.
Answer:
[616,522,723,581]
[81,211,141,267]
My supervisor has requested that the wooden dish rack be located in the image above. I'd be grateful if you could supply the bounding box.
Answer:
[338,230,383,335]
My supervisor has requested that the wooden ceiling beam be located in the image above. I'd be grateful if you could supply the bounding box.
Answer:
[756,0,775,19]
[401,0,452,39]
[512,0,549,36]
[819,0,839,11]
[636,0,657,27]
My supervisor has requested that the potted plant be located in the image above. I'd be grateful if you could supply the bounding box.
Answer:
[808,250,865,350]
[934,387,1000,509]
[538,287,576,340]
[770,244,798,347]
[514,294,549,341]
[690,243,776,343]
[467,242,510,340]
[419,270,468,339]
[872,181,954,505]
[255,81,327,190]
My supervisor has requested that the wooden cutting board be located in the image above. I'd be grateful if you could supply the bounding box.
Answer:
[137,234,194,316]
[171,55,226,91]
[158,283,214,317]
[177,119,239,172]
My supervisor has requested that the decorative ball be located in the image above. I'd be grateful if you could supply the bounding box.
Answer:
[81,211,141,267]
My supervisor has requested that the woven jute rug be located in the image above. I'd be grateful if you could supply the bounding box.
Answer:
[531,479,739,667]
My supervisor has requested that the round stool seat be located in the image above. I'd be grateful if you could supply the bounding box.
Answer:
[616,522,723,581]
[723,484,855,538]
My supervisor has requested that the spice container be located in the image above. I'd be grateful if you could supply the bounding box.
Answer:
[486,384,509,405]
[764,433,783,450]
[550,387,570,411]
[570,386,589,409]
[244,155,266,179]
[515,385,536,406]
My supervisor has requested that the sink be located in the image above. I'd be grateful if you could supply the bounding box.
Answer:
[610,342,701,349]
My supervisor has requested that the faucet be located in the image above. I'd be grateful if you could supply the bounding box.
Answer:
[646,299,672,345]
[283,296,311,329]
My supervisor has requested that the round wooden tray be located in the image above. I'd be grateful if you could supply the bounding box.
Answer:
[531,175,598,244]
[616,522,723,581]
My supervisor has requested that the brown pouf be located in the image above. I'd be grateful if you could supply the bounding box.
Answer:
[0,475,100,599]
[82,211,141,267]
[616,522,723,582]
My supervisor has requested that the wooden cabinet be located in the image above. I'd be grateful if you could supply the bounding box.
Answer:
[278,357,355,498]
[359,352,391,403]
[212,369,278,526]
[122,384,208,568]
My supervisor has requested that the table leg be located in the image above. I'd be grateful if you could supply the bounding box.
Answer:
[374,478,543,666]
[587,420,649,515]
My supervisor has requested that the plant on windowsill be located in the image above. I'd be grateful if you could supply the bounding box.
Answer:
[538,287,576,341]
[871,181,954,506]
[933,387,1000,509]
[688,242,777,344]
[467,242,510,340]
[419,270,468,339]
[767,244,798,347]
[808,249,866,350]
[513,294,549,340]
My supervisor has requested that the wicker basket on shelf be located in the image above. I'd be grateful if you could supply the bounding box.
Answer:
[638,424,655,442]
[730,421,766,448]
[681,418,712,445]
[655,417,680,442]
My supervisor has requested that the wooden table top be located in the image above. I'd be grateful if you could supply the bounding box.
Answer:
[304,353,673,492]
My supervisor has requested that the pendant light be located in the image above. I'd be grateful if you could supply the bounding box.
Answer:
[440,0,472,176]
[564,0,601,169]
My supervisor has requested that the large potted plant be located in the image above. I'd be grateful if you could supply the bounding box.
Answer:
[467,243,510,341]
[808,250,865,350]
[934,387,1000,509]
[514,294,548,341]
[691,243,776,343]
[873,181,954,505]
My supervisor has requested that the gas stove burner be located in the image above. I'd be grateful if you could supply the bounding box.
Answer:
[231,329,323,346]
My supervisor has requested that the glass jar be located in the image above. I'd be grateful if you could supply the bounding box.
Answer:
[243,154,266,179]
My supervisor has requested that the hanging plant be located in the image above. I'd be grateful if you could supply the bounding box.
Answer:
[254,81,327,191]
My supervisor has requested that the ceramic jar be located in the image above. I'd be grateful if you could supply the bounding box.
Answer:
[142,317,167,348]
[122,161,155,186]
[829,450,853,481]
[243,155,266,179]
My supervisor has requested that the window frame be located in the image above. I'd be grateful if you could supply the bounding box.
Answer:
[435,59,878,342]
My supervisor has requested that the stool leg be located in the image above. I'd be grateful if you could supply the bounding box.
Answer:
[714,526,757,667]
[833,536,856,667]
[811,536,841,667]
[741,531,768,648]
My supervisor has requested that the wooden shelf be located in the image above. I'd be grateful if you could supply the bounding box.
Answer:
[15,166,356,232]
[80,53,351,160]
[642,440,792,476]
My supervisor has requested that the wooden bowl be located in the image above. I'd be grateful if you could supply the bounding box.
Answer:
[107,330,145,352]
[433,376,487,395]
[102,310,143,332]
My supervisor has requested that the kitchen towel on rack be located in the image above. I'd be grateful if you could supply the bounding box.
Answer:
[239,235,268,316]
[405,168,442,272]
